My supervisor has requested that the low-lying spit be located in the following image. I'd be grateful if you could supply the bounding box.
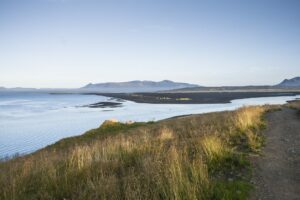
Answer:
[0,106,269,200]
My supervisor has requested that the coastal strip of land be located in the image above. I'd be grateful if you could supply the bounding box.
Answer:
[96,91,300,104]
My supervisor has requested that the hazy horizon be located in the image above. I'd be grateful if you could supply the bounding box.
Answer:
[1,0,299,88]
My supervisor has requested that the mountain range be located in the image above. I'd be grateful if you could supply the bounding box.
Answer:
[81,80,199,93]
[277,77,300,87]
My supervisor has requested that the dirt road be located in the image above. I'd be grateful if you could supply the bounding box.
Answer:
[251,108,300,200]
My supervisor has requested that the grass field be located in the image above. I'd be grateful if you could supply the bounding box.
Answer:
[0,105,271,200]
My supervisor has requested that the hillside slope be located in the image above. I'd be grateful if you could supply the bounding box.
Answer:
[277,77,300,87]
[0,106,268,200]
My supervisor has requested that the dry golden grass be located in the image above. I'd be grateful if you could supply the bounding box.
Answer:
[158,127,174,141]
[236,106,265,131]
[232,106,267,151]
[201,135,231,162]
[0,106,270,200]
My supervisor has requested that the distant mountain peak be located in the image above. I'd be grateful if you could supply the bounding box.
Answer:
[81,80,199,93]
[277,76,300,87]
[161,80,173,82]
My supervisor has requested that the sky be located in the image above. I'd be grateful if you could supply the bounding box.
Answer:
[0,0,299,88]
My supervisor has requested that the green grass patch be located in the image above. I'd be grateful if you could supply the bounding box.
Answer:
[210,180,253,200]
[51,121,150,150]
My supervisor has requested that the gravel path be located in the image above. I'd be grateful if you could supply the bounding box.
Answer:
[251,108,300,200]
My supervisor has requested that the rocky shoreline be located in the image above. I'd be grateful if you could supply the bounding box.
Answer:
[82,101,122,108]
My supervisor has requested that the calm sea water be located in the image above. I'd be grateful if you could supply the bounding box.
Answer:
[0,91,299,158]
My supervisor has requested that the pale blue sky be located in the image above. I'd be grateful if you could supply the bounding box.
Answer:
[0,0,299,88]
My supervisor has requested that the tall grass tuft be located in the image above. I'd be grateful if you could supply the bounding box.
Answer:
[201,135,230,162]
[233,106,266,151]
[236,106,265,131]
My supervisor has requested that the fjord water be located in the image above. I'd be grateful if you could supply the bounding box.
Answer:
[0,91,299,158]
